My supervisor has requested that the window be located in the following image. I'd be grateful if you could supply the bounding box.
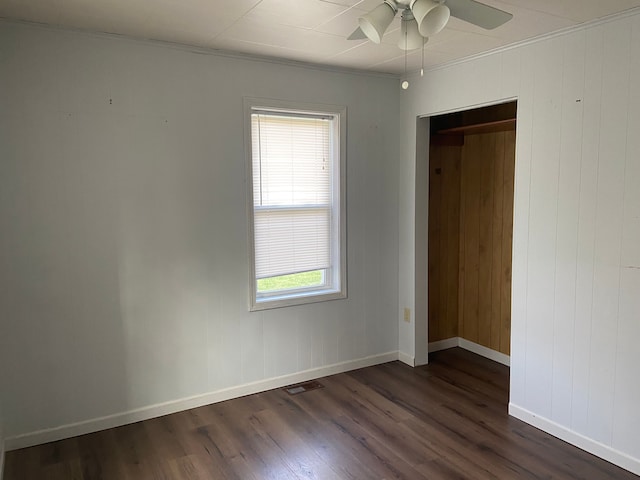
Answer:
[245,98,346,310]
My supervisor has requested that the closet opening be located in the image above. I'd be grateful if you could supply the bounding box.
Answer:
[427,101,517,367]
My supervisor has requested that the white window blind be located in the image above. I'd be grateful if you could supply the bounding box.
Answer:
[251,112,333,279]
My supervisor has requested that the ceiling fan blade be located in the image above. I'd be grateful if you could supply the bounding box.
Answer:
[347,27,367,40]
[446,0,513,30]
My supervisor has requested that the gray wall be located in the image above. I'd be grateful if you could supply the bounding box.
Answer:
[0,21,400,443]
[398,10,640,475]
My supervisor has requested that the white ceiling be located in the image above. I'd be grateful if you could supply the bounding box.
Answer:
[1,0,640,74]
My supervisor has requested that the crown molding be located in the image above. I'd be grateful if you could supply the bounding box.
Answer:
[0,18,399,80]
[410,6,640,78]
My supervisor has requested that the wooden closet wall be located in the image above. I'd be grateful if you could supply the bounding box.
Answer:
[428,104,516,356]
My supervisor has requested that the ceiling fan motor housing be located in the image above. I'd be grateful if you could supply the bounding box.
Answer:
[399,11,428,50]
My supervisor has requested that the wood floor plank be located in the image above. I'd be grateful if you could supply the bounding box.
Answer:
[320,375,440,467]
[260,392,383,480]
[250,407,343,480]
[292,390,429,479]
[5,348,639,479]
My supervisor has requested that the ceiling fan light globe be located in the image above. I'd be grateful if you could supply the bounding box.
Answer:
[358,2,397,44]
[411,0,450,37]
[419,4,449,36]
[398,17,428,50]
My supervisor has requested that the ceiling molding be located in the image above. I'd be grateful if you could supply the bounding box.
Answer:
[412,5,640,77]
[0,17,400,80]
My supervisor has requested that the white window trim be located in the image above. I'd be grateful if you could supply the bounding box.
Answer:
[244,97,347,311]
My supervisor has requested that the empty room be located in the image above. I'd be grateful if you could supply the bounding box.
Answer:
[1,0,639,478]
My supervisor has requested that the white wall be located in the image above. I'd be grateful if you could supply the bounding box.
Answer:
[399,10,640,475]
[0,21,400,446]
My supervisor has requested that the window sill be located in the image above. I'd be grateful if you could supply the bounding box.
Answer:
[250,289,347,311]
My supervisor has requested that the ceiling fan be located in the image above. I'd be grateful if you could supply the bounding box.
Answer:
[349,0,513,50]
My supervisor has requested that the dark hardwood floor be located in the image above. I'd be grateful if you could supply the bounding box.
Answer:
[5,348,638,479]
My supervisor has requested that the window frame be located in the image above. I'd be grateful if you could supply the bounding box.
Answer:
[244,97,347,311]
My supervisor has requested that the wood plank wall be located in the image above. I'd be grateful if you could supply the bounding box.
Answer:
[428,139,462,342]
[428,129,515,356]
[459,130,515,355]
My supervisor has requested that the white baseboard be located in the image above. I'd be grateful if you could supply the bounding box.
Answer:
[428,337,510,367]
[6,351,399,451]
[398,351,414,366]
[458,338,510,366]
[428,337,459,352]
[509,404,640,476]
[414,351,429,367]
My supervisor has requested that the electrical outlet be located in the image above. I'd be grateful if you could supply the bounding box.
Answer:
[403,308,411,322]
